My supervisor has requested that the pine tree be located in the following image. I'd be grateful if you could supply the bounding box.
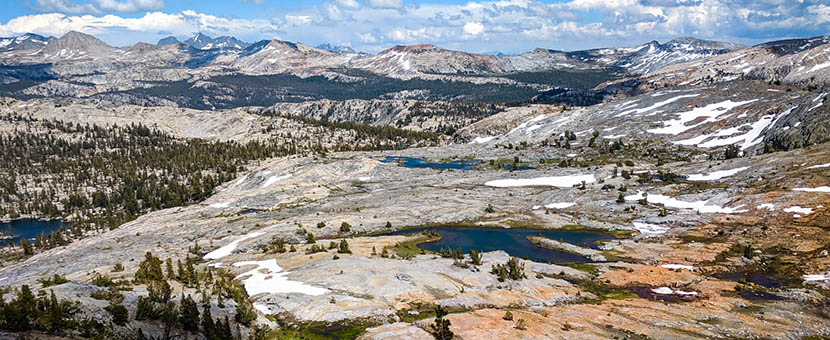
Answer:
[430,305,454,340]
[134,251,164,282]
[178,294,200,333]
[165,258,175,279]
[201,303,215,337]
[20,237,33,256]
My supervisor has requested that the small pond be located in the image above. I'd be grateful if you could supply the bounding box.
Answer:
[713,272,781,289]
[0,218,66,244]
[391,226,615,264]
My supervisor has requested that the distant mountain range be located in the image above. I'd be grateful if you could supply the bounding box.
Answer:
[0,30,828,109]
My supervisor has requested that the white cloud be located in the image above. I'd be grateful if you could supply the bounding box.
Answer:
[3,0,829,53]
[365,0,404,9]
[94,0,164,12]
[809,5,830,23]
[336,0,360,9]
[463,22,485,35]
[358,32,376,42]
[0,11,282,46]
[27,0,100,14]
[285,15,313,26]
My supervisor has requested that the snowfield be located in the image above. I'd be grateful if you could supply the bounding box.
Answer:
[674,107,792,150]
[485,174,596,188]
[648,99,758,135]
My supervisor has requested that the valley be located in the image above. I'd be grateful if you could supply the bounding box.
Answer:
[0,29,828,340]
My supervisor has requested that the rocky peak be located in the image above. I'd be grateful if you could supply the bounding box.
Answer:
[41,31,113,56]
[157,36,179,45]
[755,35,830,56]
[0,33,55,51]
[316,43,356,54]
[184,33,213,49]
[664,37,744,53]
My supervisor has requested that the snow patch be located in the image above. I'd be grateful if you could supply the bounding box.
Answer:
[614,94,699,117]
[685,167,749,181]
[652,287,698,295]
[209,202,232,208]
[661,264,695,271]
[204,232,265,260]
[647,99,757,135]
[471,136,497,144]
[485,175,595,188]
[263,174,291,188]
[783,206,813,215]
[235,176,248,185]
[544,202,576,209]
[234,259,328,298]
[793,186,830,193]
[674,107,792,150]
[625,192,747,214]
[632,222,669,235]
[803,274,830,282]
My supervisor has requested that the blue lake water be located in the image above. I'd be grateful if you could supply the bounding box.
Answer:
[380,156,534,171]
[380,156,480,170]
[0,219,66,244]
[391,226,615,264]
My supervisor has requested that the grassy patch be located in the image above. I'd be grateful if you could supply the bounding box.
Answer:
[559,224,634,239]
[397,306,437,323]
[577,280,639,303]
[504,219,544,229]
[678,235,721,244]
[384,232,441,259]
[560,262,599,275]
[265,321,375,340]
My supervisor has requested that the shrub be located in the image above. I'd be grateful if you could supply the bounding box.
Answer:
[490,258,526,282]
[105,305,129,326]
[338,239,352,254]
[469,249,482,265]
[135,296,161,320]
[112,263,124,272]
[484,204,495,213]
[38,274,69,287]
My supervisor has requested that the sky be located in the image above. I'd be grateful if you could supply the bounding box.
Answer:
[0,0,828,53]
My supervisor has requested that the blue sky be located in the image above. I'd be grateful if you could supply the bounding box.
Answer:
[1,0,828,53]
